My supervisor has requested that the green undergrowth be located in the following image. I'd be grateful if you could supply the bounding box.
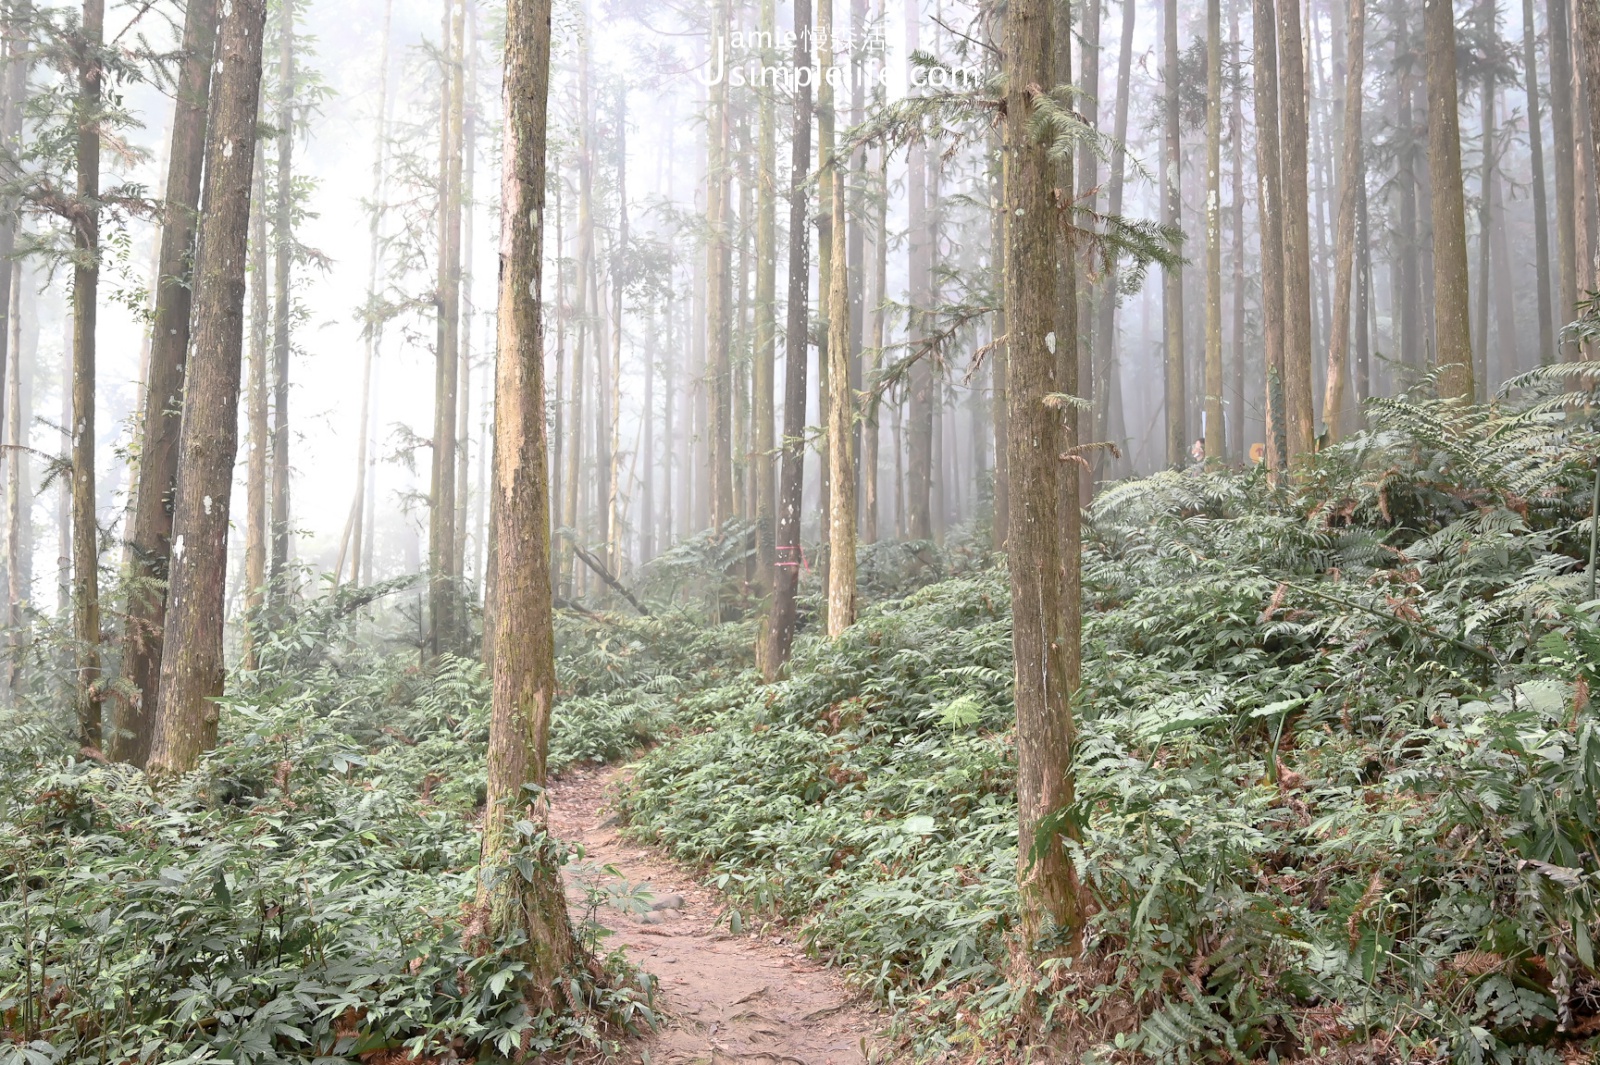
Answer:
[0,591,754,1062]
[621,391,1600,1063]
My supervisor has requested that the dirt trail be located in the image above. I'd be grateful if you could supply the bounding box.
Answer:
[548,766,882,1065]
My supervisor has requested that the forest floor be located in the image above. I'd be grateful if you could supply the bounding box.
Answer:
[549,765,883,1065]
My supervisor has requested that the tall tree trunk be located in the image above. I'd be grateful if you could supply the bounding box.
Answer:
[1574,0,1600,293]
[864,139,888,545]
[1006,0,1086,954]
[476,0,579,991]
[1525,0,1557,364]
[455,6,477,585]
[1393,0,1421,376]
[762,0,811,679]
[1474,0,1497,393]
[815,0,835,571]
[115,0,219,762]
[429,0,463,653]
[1255,0,1290,469]
[349,0,393,590]
[146,0,268,776]
[1551,0,1580,356]
[1205,0,1224,461]
[5,263,28,689]
[1516,0,1555,364]
[269,8,293,595]
[1229,0,1247,460]
[708,0,734,531]
[754,0,777,595]
[1162,0,1186,466]
[1422,0,1475,400]
[905,0,932,538]
[1279,0,1315,459]
[1324,0,1364,439]
[1077,0,1101,484]
[1095,0,1136,477]
[243,131,268,669]
[72,0,104,750]
[825,1,855,638]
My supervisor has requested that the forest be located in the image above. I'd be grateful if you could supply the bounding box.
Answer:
[3,0,1600,1058]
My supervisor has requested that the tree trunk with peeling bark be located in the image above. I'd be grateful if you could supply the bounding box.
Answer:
[1324,0,1364,439]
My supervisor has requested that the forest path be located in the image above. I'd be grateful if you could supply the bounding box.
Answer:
[548,765,882,1065]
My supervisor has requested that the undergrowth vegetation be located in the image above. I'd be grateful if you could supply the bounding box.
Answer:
[621,390,1600,1063]
[7,388,1600,1063]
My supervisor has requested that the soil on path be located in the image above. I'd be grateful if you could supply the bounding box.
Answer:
[548,765,882,1065]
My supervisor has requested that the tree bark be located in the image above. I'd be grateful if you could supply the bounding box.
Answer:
[1095,0,1136,478]
[477,0,581,990]
[1229,0,1247,460]
[1006,0,1086,954]
[825,29,855,638]
[1551,0,1580,358]
[115,0,219,762]
[242,128,268,671]
[72,0,104,750]
[762,0,811,679]
[1255,0,1289,468]
[269,10,293,594]
[1205,0,1224,461]
[1279,0,1315,459]
[1162,0,1186,466]
[1525,0,1557,364]
[905,0,932,538]
[1423,0,1475,400]
[753,0,777,593]
[146,0,268,776]
[429,0,463,653]
[708,0,734,530]
[1324,0,1364,439]
[1474,0,1497,393]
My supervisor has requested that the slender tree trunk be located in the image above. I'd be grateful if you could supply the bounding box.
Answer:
[825,5,855,637]
[5,264,28,688]
[72,0,104,749]
[708,0,734,530]
[429,0,463,652]
[1552,0,1580,355]
[754,0,777,595]
[762,0,811,679]
[454,7,476,584]
[146,0,268,776]
[608,83,626,570]
[905,0,932,538]
[1095,0,1135,477]
[115,0,219,761]
[1077,0,1101,486]
[1524,0,1556,364]
[1574,0,1600,293]
[1006,0,1086,954]
[1162,0,1186,466]
[1394,0,1421,377]
[1255,0,1290,469]
[864,139,888,545]
[1474,0,1497,394]
[1229,0,1248,460]
[1422,0,1475,399]
[0,7,23,428]
[476,0,579,991]
[269,8,293,595]
[349,0,392,590]
[1324,0,1363,439]
[1205,0,1224,461]
[243,131,268,669]
[1279,0,1315,459]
